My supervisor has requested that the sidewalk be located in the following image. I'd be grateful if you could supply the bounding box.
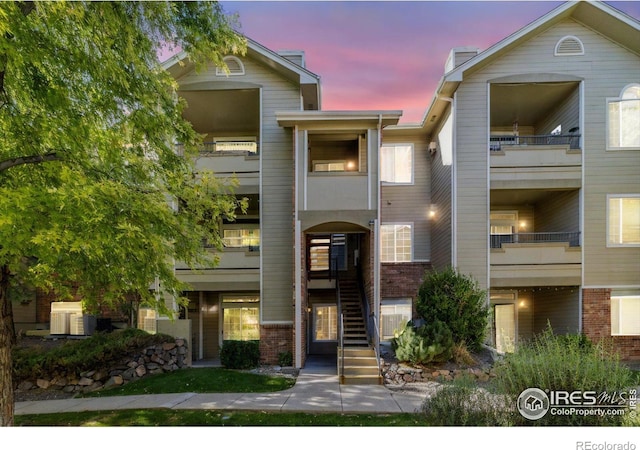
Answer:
[15,356,427,416]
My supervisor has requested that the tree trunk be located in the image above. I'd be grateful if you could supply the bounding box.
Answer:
[0,265,16,426]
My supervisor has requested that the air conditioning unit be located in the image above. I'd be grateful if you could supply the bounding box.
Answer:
[138,308,157,334]
[50,312,70,335]
[50,301,83,335]
[69,313,85,335]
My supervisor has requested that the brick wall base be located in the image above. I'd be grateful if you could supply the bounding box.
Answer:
[259,323,294,365]
[381,262,432,301]
[582,288,640,361]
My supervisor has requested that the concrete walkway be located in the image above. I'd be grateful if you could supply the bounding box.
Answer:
[15,356,426,416]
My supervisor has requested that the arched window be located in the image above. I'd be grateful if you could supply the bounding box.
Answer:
[216,56,245,76]
[607,84,640,150]
[554,36,584,56]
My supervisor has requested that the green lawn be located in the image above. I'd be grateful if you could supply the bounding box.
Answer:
[81,367,295,397]
[15,409,424,426]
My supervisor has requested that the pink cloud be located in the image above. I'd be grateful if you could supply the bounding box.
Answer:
[221,1,639,124]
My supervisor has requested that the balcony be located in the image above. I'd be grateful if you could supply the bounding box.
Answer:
[490,232,581,287]
[490,135,582,190]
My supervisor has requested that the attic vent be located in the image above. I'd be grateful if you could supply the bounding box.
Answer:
[216,56,245,76]
[555,36,584,56]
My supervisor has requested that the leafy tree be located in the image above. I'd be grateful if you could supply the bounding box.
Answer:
[416,267,489,352]
[0,1,246,426]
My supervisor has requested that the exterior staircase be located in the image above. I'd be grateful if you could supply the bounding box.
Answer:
[337,279,382,385]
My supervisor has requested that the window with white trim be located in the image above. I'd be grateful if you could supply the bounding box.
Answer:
[611,295,640,336]
[381,144,413,184]
[381,299,412,340]
[607,195,640,246]
[381,224,412,262]
[222,295,259,341]
[607,84,640,150]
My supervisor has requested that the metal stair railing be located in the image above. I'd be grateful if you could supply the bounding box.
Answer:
[357,266,381,378]
[334,258,345,383]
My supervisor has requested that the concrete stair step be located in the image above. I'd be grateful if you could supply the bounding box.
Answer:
[343,366,380,376]
[341,375,383,385]
[343,339,369,346]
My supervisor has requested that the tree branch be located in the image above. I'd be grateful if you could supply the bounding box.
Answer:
[0,153,60,172]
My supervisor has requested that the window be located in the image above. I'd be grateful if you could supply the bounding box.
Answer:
[222,295,259,341]
[381,144,413,183]
[223,228,260,250]
[607,195,640,246]
[607,84,640,150]
[611,295,640,336]
[381,224,412,262]
[381,299,412,340]
[314,305,337,341]
[308,234,347,272]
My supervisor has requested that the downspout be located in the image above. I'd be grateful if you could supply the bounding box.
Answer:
[374,114,382,359]
[294,125,303,368]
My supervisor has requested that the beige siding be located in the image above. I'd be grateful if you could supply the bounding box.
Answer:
[430,114,453,270]
[536,86,580,135]
[454,80,489,288]
[260,74,298,323]
[516,290,534,342]
[533,288,580,335]
[535,190,580,233]
[178,54,302,323]
[381,137,431,261]
[458,19,639,287]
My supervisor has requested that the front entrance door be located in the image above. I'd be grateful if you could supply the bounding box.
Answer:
[494,304,516,353]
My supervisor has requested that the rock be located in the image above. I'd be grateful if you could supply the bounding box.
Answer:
[78,377,94,386]
[104,375,124,389]
[162,342,176,351]
[92,370,108,381]
[36,379,50,390]
[17,381,34,391]
[135,365,147,377]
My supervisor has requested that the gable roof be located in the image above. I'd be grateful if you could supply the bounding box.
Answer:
[412,1,640,135]
[162,35,322,110]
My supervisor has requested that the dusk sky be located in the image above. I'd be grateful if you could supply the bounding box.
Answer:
[220,1,640,123]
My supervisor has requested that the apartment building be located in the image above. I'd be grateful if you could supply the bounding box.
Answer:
[420,1,639,359]
[16,2,638,370]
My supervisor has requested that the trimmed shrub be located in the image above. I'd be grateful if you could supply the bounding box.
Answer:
[220,340,260,369]
[416,267,488,351]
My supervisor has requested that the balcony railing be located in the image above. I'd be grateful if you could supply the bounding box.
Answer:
[490,134,581,152]
[176,140,258,156]
[203,240,260,252]
[490,232,581,249]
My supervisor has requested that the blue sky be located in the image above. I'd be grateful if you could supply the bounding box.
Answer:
[220,1,640,123]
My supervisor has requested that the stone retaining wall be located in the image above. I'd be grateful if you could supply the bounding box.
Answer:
[16,339,188,395]
[382,361,497,384]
